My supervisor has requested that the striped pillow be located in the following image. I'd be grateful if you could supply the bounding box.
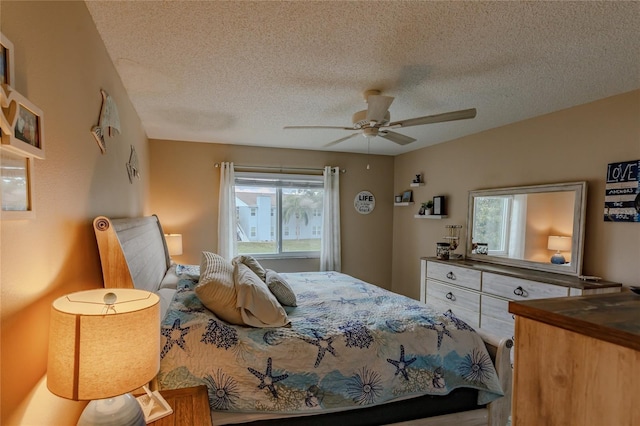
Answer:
[195,251,243,325]
[266,269,297,307]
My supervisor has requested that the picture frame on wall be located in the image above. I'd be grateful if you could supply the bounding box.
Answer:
[1,148,35,219]
[0,32,14,86]
[1,87,45,159]
[433,195,446,215]
[402,190,413,203]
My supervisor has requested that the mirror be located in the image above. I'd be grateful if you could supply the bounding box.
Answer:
[466,182,587,276]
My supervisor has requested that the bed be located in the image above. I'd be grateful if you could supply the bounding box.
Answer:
[93,215,512,426]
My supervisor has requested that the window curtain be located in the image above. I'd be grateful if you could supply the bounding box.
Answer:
[508,194,527,259]
[218,162,237,260]
[320,166,341,271]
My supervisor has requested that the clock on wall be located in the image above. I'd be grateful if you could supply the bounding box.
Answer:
[354,190,375,214]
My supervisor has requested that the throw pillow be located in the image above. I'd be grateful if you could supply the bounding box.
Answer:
[265,269,297,307]
[234,263,289,328]
[195,251,243,325]
[232,255,267,281]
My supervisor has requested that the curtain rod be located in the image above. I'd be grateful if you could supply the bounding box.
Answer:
[214,163,346,174]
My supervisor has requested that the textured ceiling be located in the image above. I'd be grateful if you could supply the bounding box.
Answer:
[85,1,640,156]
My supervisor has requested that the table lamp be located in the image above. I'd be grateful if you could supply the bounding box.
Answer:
[547,235,571,264]
[47,288,160,426]
[164,233,183,256]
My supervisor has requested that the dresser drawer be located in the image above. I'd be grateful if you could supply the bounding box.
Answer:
[428,298,480,328]
[427,280,480,312]
[481,294,513,323]
[482,272,569,300]
[480,314,514,339]
[426,261,482,291]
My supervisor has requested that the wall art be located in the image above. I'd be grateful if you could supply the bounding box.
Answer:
[1,85,45,159]
[1,32,14,86]
[433,195,446,215]
[354,190,375,214]
[604,159,639,222]
[91,89,120,154]
[1,149,35,219]
[126,145,140,183]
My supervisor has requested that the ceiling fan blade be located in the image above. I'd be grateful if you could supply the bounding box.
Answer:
[366,95,394,124]
[284,125,355,130]
[324,132,361,147]
[378,131,416,145]
[389,108,477,129]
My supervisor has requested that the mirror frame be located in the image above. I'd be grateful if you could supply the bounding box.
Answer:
[466,181,587,276]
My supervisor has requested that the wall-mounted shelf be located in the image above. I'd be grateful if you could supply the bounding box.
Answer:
[414,214,448,219]
[410,182,425,187]
[395,202,415,207]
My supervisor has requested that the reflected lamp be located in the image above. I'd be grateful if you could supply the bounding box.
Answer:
[47,289,160,426]
[547,235,571,264]
[164,233,183,256]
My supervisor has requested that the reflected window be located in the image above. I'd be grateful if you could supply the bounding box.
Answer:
[473,196,512,255]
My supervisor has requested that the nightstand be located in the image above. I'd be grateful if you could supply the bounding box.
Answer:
[148,385,211,426]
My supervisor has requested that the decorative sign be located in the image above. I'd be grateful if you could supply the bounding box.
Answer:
[433,195,446,215]
[354,190,375,214]
[604,159,639,222]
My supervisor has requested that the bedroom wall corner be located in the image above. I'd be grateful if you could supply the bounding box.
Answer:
[391,90,640,300]
[0,2,149,424]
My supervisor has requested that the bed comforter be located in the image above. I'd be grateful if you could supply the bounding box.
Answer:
[158,271,504,414]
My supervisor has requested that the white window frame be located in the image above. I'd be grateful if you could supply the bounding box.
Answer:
[234,172,323,259]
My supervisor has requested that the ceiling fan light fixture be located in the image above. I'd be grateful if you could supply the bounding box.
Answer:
[363,128,378,138]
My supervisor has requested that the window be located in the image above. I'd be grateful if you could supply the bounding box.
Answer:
[472,196,512,255]
[234,172,324,258]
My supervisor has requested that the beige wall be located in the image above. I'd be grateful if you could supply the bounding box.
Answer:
[148,140,395,289]
[0,2,148,424]
[393,90,640,299]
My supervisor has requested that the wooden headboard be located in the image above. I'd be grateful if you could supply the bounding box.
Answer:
[93,215,171,291]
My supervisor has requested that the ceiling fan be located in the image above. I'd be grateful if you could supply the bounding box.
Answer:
[284,90,477,147]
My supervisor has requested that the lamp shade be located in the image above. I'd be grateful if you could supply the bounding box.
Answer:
[47,289,160,401]
[547,235,572,252]
[164,234,183,256]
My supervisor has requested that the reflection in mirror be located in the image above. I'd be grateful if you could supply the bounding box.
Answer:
[466,182,587,276]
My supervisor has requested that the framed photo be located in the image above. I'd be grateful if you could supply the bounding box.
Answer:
[433,195,446,215]
[1,148,35,219]
[1,32,14,86]
[402,190,413,203]
[1,87,45,159]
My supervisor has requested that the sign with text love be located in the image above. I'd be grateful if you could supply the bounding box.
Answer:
[604,159,639,222]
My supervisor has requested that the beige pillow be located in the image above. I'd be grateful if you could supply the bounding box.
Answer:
[232,255,267,281]
[234,263,289,328]
[195,252,243,325]
[266,269,297,307]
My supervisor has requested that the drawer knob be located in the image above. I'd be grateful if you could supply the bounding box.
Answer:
[446,271,456,280]
[513,286,526,297]
[445,292,456,301]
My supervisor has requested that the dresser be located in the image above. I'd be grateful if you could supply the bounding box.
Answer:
[509,292,640,425]
[420,257,621,341]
